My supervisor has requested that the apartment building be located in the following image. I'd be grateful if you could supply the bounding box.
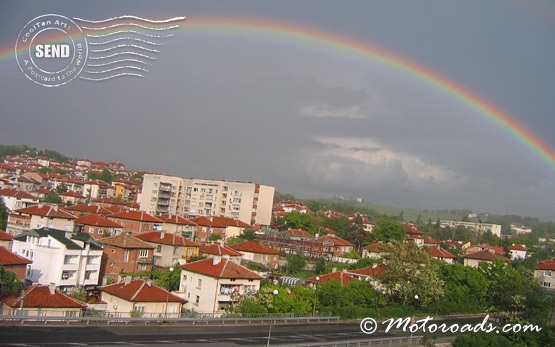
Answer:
[139,174,275,226]
[439,220,502,237]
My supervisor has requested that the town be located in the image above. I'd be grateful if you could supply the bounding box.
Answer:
[0,148,554,345]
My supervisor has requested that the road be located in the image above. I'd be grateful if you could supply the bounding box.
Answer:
[0,316,490,346]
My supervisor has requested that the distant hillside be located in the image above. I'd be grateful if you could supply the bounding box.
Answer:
[0,144,72,163]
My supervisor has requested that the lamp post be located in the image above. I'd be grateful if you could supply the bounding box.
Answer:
[413,294,419,317]
[164,267,174,318]
[312,276,320,317]
[267,289,279,347]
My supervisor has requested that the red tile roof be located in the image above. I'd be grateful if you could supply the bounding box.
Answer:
[348,264,386,277]
[100,280,186,303]
[0,246,32,265]
[85,179,112,187]
[98,233,155,249]
[211,216,251,228]
[108,211,163,223]
[508,244,528,251]
[306,272,356,286]
[66,204,113,215]
[200,244,243,257]
[318,234,354,247]
[2,285,85,309]
[15,205,76,219]
[0,230,13,241]
[136,232,200,247]
[404,224,424,235]
[425,246,456,259]
[285,229,313,238]
[462,250,509,262]
[75,214,123,228]
[230,241,280,255]
[92,197,129,206]
[479,244,505,256]
[190,216,227,228]
[0,188,37,200]
[180,258,262,279]
[59,191,86,198]
[158,214,197,226]
[536,259,555,271]
[363,242,388,252]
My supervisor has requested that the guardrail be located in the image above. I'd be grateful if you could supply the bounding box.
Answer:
[0,314,341,326]
[274,336,423,347]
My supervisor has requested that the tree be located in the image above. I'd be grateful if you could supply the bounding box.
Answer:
[314,258,326,275]
[371,219,405,242]
[285,252,307,274]
[276,211,317,234]
[155,265,181,291]
[44,191,62,204]
[241,228,256,241]
[347,214,367,250]
[0,266,22,297]
[0,197,7,230]
[55,182,68,194]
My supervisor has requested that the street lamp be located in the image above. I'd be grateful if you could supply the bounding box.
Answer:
[267,289,279,347]
[164,267,174,318]
[413,294,419,317]
[312,276,320,317]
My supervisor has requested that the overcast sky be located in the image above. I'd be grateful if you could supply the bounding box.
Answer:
[1,1,555,220]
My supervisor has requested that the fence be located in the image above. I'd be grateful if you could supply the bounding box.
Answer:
[274,336,423,347]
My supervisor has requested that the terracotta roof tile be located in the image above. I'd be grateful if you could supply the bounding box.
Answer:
[306,272,356,286]
[100,280,186,303]
[536,259,555,271]
[59,191,86,198]
[92,197,129,206]
[425,246,456,259]
[136,232,200,247]
[348,264,386,277]
[285,229,313,237]
[0,188,37,200]
[180,258,262,279]
[363,242,387,252]
[97,233,155,249]
[190,216,227,228]
[108,211,163,223]
[66,204,113,215]
[230,241,280,255]
[0,230,13,241]
[211,217,251,228]
[14,205,75,219]
[75,214,123,228]
[2,285,85,309]
[200,244,242,257]
[0,246,32,265]
[462,249,509,262]
[508,244,528,251]
[318,234,354,247]
[158,214,197,226]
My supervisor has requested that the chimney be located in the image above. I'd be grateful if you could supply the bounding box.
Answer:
[146,279,152,287]
[213,256,221,265]
[217,239,225,247]
[487,248,495,254]
[48,282,56,295]
[160,231,165,239]
[124,276,132,285]
[332,267,337,273]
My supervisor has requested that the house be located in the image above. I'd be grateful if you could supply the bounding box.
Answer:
[404,224,425,246]
[179,258,262,316]
[306,271,356,287]
[0,188,39,211]
[92,197,131,209]
[66,204,113,217]
[0,230,13,249]
[157,214,197,240]
[58,191,86,205]
[0,246,32,281]
[136,231,201,267]
[230,240,280,268]
[11,228,103,290]
[74,214,124,240]
[211,216,251,239]
[97,233,155,284]
[318,234,354,258]
[362,242,388,259]
[190,216,227,243]
[347,264,386,290]
[199,243,243,264]
[99,279,186,318]
[7,205,76,236]
[508,244,528,260]
[535,260,555,293]
[1,284,86,317]
[107,211,163,235]
[461,249,510,268]
[425,246,456,264]
[83,180,115,200]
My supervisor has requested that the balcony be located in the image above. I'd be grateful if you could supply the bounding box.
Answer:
[137,257,153,263]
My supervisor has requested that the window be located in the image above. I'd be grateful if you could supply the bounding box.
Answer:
[543,282,552,288]
[98,228,104,235]
[89,227,94,234]
[152,190,158,194]
[195,295,200,304]
[135,305,146,313]
[183,274,188,280]
[123,249,129,262]
[545,271,552,277]
[64,255,75,265]
[197,279,202,289]
[139,249,148,257]
[156,245,162,253]
[85,271,94,280]
[138,263,147,270]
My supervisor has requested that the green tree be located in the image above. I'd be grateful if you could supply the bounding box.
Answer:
[439,263,488,314]
[155,265,181,291]
[0,197,7,230]
[44,191,62,204]
[241,228,256,241]
[285,252,307,275]
[347,214,367,250]
[314,258,326,275]
[371,219,405,242]
[55,182,68,194]
[0,266,22,297]
[276,211,317,234]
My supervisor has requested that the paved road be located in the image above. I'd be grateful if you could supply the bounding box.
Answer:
[0,316,492,346]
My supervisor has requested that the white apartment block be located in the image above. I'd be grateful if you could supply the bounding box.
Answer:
[11,228,103,291]
[139,174,275,226]
[439,220,502,237]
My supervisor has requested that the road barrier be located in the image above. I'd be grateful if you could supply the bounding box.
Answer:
[274,336,423,347]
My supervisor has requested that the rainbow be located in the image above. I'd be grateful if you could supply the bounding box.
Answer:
[3,15,555,171]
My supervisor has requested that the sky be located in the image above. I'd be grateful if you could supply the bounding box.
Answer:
[1,1,555,220]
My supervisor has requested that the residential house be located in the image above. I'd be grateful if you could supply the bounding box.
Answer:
[74,214,124,240]
[107,211,163,235]
[92,197,131,209]
[462,249,510,268]
[0,188,39,211]
[84,180,115,200]
[11,228,103,290]
[0,246,32,281]
[0,230,13,249]
[157,214,197,240]
[362,242,388,259]
[1,284,86,317]
[7,205,76,236]
[66,203,113,217]
[425,246,456,264]
[136,231,200,267]
[347,264,386,290]
[58,191,86,205]
[99,279,186,318]
[179,258,262,316]
[318,234,354,258]
[190,216,227,243]
[199,243,243,264]
[306,271,356,287]
[211,216,251,239]
[535,260,555,293]
[508,244,528,260]
[97,233,155,284]
[230,240,280,268]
